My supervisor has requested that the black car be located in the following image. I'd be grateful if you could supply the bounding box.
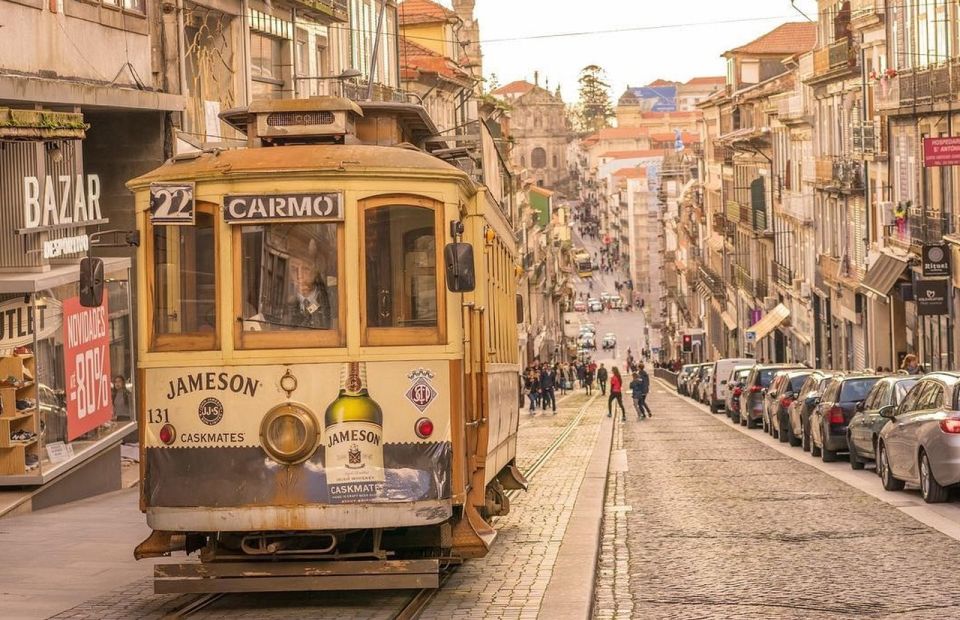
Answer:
[847,375,919,469]
[810,374,882,462]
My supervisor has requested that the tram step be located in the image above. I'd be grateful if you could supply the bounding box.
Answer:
[154,559,440,594]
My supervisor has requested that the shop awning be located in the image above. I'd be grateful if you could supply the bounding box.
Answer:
[861,253,910,298]
[720,311,737,331]
[746,303,790,342]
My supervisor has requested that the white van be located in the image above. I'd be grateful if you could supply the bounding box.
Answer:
[710,358,755,413]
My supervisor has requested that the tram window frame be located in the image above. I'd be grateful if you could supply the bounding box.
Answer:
[146,202,220,352]
[359,196,446,347]
[232,222,346,350]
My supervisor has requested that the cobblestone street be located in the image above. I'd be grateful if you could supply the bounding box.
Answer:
[594,382,960,619]
[35,391,609,620]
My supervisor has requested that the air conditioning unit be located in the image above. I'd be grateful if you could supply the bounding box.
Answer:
[792,278,804,291]
[763,296,778,310]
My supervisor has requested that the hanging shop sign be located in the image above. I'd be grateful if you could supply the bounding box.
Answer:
[0,297,63,350]
[923,136,960,168]
[223,192,343,223]
[63,296,113,441]
[922,243,951,278]
[915,279,950,316]
[150,182,195,225]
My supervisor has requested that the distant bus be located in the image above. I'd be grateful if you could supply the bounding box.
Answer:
[574,249,593,278]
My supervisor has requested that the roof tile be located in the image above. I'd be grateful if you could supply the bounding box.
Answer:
[726,22,817,56]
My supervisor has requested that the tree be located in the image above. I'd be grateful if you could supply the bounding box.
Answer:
[575,64,614,133]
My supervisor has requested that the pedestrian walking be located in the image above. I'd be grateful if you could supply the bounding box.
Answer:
[576,362,586,388]
[540,364,557,414]
[632,363,651,418]
[596,363,608,395]
[901,353,924,375]
[584,364,595,396]
[607,366,626,420]
[524,368,540,415]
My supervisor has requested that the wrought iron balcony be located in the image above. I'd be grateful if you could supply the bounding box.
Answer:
[697,264,726,299]
[773,262,794,288]
[290,0,348,22]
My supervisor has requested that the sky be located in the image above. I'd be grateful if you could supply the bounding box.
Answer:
[437,0,820,104]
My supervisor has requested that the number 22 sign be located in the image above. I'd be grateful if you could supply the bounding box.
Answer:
[150,182,195,225]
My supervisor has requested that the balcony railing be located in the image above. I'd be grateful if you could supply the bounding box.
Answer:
[773,262,794,288]
[851,0,884,21]
[815,157,833,184]
[725,200,740,223]
[828,39,857,71]
[291,0,349,21]
[734,264,768,300]
[698,265,726,298]
[776,93,808,122]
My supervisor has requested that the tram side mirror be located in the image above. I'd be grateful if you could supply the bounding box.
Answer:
[516,293,524,324]
[79,257,105,308]
[444,243,475,292]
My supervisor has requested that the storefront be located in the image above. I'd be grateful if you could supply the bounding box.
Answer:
[0,109,135,488]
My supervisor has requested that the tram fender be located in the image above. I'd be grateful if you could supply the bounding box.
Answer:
[496,459,529,491]
[134,529,185,560]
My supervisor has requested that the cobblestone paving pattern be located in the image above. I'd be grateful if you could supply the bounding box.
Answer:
[420,391,602,620]
[593,417,633,619]
[595,383,960,619]
[50,391,600,619]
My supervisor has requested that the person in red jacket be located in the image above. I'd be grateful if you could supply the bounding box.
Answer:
[607,366,627,421]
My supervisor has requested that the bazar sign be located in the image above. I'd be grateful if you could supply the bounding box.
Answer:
[0,297,62,349]
[22,174,104,230]
[915,279,950,316]
[923,137,960,167]
[922,243,951,278]
[223,192,342,223]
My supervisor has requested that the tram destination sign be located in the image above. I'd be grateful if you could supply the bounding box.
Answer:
[223,192,343,223]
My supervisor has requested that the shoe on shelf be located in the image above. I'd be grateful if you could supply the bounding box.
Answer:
[10,430,36,442]
[13,346,31,356]
[15,399,36,411]
[25,454,39,469]
[0,376,23,389]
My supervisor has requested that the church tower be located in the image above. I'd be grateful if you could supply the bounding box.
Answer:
[452,0,482,79]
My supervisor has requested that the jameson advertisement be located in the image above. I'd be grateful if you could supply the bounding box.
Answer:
[141,361,452,507]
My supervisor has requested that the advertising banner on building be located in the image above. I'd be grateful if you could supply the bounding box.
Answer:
[923,137,960,167]
[63,296,112,440]
[922,243,951,278]
[915,279,950,316]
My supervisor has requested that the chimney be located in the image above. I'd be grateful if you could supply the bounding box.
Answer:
[534,71,539,87]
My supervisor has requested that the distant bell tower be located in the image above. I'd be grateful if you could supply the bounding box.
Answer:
[452,0,482,79]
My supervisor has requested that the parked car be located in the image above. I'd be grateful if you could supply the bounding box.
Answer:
[697,366,715,404]
[739,364,804,428]
[765,370,815,442]
[602,333,617,350]
[810,374,882,462]
[709,358,755,413]
[573,300,587,312]
[787,371,832,450]
[847,375,919,470]
[687,364,710,402]
[877,372,960,503]
[579,323,596,335]
[610,296,624,310]
[578,332,596,350]
[587,298,603,312]
[678,364,698,396]
[725,366,753,423]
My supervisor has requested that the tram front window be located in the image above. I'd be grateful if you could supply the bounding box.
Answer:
[152,211,217,350]
[363,203,442,345]
[239,222,342,348]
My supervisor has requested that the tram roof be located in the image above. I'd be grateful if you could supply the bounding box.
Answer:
[127,143,474,191]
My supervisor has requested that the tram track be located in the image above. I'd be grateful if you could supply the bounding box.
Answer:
[162,394,599,619]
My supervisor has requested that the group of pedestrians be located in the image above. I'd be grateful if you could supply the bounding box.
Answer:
[606,362,652,421]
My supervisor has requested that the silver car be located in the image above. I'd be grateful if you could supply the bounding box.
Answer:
[877,372,960,503]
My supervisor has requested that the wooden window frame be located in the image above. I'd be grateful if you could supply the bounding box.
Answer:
[232,223,346,350]
[146,202,220,352]
[359,195,446,347]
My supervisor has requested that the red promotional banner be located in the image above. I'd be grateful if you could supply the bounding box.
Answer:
[63,296,112,441]
[923,137,960,167]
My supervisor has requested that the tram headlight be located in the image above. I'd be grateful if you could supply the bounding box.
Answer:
[259,403,320,465]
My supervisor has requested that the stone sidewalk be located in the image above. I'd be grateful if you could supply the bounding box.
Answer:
[593,382,960,619]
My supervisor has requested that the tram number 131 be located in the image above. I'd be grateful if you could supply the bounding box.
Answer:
[148,408,170,424]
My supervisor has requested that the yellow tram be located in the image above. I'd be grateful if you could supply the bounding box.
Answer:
[117,98,526,592]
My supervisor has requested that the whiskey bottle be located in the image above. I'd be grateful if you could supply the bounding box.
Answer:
[324,362,385,503]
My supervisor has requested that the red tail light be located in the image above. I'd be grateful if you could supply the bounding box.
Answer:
[750,385,762,393]
[940,417,960,434]
[829,406,845,425]
[733,387,742,396]
[781,397,794,408]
